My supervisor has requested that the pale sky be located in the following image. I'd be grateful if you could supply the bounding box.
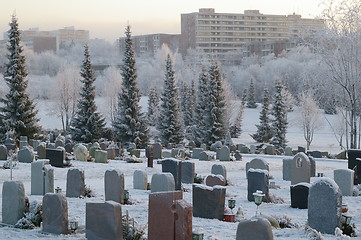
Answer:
[0,0,324,43]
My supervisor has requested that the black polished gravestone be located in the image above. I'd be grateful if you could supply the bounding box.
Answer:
[46,148,67,168]
[162,158,182,190]
[354,158,361,185]
[347,149,361,170]
[290,183,310,209]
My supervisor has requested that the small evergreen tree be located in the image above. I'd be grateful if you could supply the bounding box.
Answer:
[271,81,288,151]
[192,69,210,146]
[70,44,106,143]
[247,79,257,108]
[157,55,184,145]
[207,62,227,145]
[147,87,159,126]
[0,14,41,140]
[230,102,244,138]
[241,88,248,107]
[113,25,149,148]
[251,89,273,142]
[180,82,195,128]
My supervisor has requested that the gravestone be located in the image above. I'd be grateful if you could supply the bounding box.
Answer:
[290,183,310,209]
[192,148,203,159]
[236,217,274,240]
[2,181,26,225]
[32,140,41,150]
[162,150,171,158]
[247,169,269,202]
[66,168,85,198]
[181,161,195,184]
[175,199,193,240]
[74,144,89,161]
[19,138,28,150]
[264,145,276,155]
[148,191,188,240]
[152,143,162,159]
[200,143,207,150]
[151,173,175,193]
[347,149,361,170]
[55,138,64,148]
[219,146,230,161]
[355,158,361,185]
[291,152,311,185]
[37,142,47,159]
[95,150,108,163]
[130,149,141,158]
[89,144,101,158]
[285,147,293,156]
[246,158,269,178]
[282,158,292,181]
[192,184,226,220]
[309,156,316,177]
[199,151,212,161]
[308,151,322,158]
[47,143,56,149]
[205,174,226,187]
[238,144,250,153]
[133,170,148,190]
[42,193,68,234]
[234,151,242,161]
[107,143,119,160]
[64,143,73,154]
[0,145,7,160]
[31,159,54,195]
[211,164,227,180]
[46,148,66,168]
[18,147,34,163]
[250,145,256,154]
[86,201,123,240]
[162,158,182,190]
[334,169,354,196]
[308,178,342,234]
[105,169,124,204]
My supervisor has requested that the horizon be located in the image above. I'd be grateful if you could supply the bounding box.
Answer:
[0,0,324,43]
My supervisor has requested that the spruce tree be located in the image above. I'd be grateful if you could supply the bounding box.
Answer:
[112,25,149,148]
[192,69,210,146]
[70,44,106,143]
[147,87,159,126]
[251,89,273,143]
[157,54,184,145]
[0,14,41,140]
[230,103,244,138]
[271,81,288,151]
[247,79,257,108]
[207,62,227,145]
[180,82,194,128]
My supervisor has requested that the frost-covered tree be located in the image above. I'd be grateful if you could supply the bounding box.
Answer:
[70,45,106,143]
[113,25,149,148]
[247,79,257,108]
[192,69,210,145]
[241,88,248,107]
[157,54,184,145]
[102,66,122,122]
[147,87,159,126]
[271,80,288,151]
[251,89,273,143]
[229,102,244,138]
[180,81,195,128]
[207,62,227,145]
[297,91,324,150]
[0,14,41,140]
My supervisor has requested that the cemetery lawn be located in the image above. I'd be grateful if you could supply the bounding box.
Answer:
[0,102,357,239]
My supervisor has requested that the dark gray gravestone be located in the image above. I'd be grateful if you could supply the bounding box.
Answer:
[199,151,212,161]
[290,183,310,209]
[66,168,85,198]
[46,148,65,168]
[355,158,361,185]
[246,158,269,178]
[308,178,342,234]
[162,158,182,190]
[86,201,123,240]
[151,173,175,193]
[247,169,269,202]
[236,217,274,240]
[104,169,124,204]
[192,148,203,159]
[42,193,68,234]
[181,161,195,184]
[347,149,361,170]
[2,181,26,225]
[192,184,226,220]
[282,158,292,181]
[309,156,316,177]
[0,145,7,160]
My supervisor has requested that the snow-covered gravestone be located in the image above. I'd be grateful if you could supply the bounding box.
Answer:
[74,143,89,161]
[218,146,230,161]
[291,152,310,185]
[66,168,85,198]
[18,146,35,163]
[133,169,148,190]
[211,164,227,180]
[205,174,226,187]
[199,151,212,161]
[308,178,342,234]
[2,181,27,225]
[151,173,175,193]
[192,184,226,220]
[31,159,54,195]
[104,169,124,204]
[333,169,354,196]
[86,201,122,240]
[42,193,68,234]
[246,158,269,178]
[236,217,273,240]
[247,169,269,202]
[0,144,7,160]
[192,148,203,159]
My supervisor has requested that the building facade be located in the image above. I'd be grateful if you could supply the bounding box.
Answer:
[180,8,324,59]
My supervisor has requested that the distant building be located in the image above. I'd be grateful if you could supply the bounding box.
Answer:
[119,33,180,56]
[180,8,325,60]
[243,38,302,57]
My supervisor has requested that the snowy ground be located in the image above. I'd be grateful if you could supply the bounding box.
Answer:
[0,100,355,239]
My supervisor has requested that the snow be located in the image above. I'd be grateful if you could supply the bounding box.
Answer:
[0,101,356,239]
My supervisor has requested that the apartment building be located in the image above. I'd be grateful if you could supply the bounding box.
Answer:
[119,33,180,56]
[180,8,324,59]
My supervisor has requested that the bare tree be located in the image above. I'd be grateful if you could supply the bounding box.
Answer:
[296,91,324,150]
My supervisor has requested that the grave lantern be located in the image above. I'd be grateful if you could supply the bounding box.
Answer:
[228,198,236,213]
[253,190,265,216]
